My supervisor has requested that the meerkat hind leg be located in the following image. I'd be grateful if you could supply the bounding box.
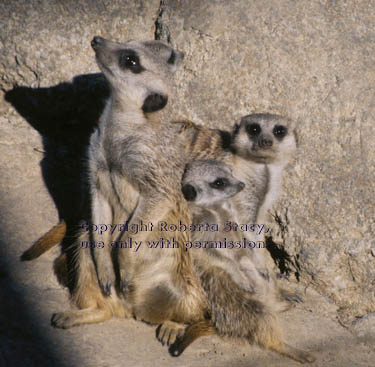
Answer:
[157,321,185,346]
[169,320,216,357]
[51,307,112,329]
[170,319,315,363]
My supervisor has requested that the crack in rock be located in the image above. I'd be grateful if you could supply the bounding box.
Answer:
[154,0,171,43]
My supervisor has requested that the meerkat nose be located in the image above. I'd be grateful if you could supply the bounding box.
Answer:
[239,182,245,190]
[260,138,273,147]
[91,36,104,49]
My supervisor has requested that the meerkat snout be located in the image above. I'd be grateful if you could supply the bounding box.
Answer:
[142,93,168,113]
[91,36,104,49]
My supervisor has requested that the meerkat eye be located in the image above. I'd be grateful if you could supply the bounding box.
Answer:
[246,123,261,137]
[210,178,229,189]
[118,49,145,73]
[273,125,288,139]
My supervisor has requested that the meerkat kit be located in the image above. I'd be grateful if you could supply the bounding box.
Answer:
[22,36,315,363]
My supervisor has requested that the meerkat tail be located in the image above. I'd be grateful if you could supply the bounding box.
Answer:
[169,320,216,356]
[20,220,67,261]
[197,266,315,363]
[269,343,316,364]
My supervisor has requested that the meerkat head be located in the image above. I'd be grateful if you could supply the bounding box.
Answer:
[91,36,184,113]
[231,113,296,164]
[181,159,245,207]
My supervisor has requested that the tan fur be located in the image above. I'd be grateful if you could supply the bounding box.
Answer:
[21,220,66,261]
[178,117,299,310]
[174,159,314,363]
[172,276,314,363]
[30,39,305,361]
[51,37,208,330]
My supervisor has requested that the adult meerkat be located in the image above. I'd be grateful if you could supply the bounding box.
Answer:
[51,36,207,331]
[232,113,297,225]
[170,159,314,363]
[230,114,299,301]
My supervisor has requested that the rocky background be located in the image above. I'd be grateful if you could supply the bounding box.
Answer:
[1,0,374,366]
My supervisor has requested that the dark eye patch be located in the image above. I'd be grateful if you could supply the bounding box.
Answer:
[118,49,145,74]
[273,125,288,140]
[209,177,229,190]
[246,123,261,137]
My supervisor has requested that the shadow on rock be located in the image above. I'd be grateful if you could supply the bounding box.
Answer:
[5,73,109,289]
[4,73,109,225]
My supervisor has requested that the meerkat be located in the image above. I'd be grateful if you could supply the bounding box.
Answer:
[230,114,299,301]
[179,158,264,295]
[169,159,314,363]
[231,113,296,225]
[178,115,298,301]
[51,36,208,333]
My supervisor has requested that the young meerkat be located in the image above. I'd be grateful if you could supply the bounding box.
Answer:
[51,36,207,331]
[170,159,314,364]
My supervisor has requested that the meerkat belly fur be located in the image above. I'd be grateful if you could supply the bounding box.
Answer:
[51,36,207,330]
[171,159,314,363]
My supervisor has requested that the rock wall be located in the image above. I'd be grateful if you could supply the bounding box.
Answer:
[1,0,374,326]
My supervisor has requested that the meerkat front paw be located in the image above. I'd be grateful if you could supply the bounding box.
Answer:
[257,267,270,281]
[96,263,116,296]
[156,321,185,346]
[51,312,78,329]
[118,269,130,296]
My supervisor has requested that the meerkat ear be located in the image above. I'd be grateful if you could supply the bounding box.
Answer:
[182,184,197,201]
[167,50,184,71]
[232,122,240,137]
[142,93,168,113]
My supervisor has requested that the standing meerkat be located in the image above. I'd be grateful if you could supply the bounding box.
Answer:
[51,36,208,331]
[232,113,297,225]
[171,159,314,363]
[230,114,299,301]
